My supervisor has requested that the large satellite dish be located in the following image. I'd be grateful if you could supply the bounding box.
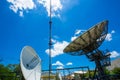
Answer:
[63,20,111,79]
[20,46,41,80]
[64,20,108,55]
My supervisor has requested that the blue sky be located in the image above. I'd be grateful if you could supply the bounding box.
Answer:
[0,0,120,70]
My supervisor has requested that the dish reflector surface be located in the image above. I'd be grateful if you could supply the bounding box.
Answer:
[64,20,108,53]
[20,46,41,80]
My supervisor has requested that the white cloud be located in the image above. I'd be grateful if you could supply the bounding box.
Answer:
[111,30,115,34]
[19,11,23,17]
[51,38,57,43]
[74,70,87,74]
[110,51,120,58]
[66,62,72,66]
[75,29,86,35]
[45,40,69,57]
[37,0,63,17]
[52,61,64,69]
[45,29,85,57]
[105,33,112,41]
[57,66,64,69]
[71,36,77,41]
[52,61,64,66]
[7,0,78,17]
[7,0,36,16]
[75,30,81,35]
[71,29,86,41]
[7,0,77,17]
[105,30,115,41]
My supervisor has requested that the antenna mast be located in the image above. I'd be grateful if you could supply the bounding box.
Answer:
[49,0,52,79]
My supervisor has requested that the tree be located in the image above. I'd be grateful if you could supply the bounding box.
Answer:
[7,64,24,80]
[0,64,14,80]
[112,67,120,74]
[111,67,120,78]
[0,64,23,80]
[104,68,110,75]
[84,70,94,79]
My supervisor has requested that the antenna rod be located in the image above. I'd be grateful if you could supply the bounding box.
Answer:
[49,0,52,80]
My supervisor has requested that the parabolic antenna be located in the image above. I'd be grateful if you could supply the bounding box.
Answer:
[63,20,111,79]
[20,46,41,80]
[63,20,108,55]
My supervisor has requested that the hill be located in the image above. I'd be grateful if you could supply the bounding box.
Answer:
[107,58,120,70]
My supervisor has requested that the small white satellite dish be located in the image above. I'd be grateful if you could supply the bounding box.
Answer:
[20,46,41,80]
